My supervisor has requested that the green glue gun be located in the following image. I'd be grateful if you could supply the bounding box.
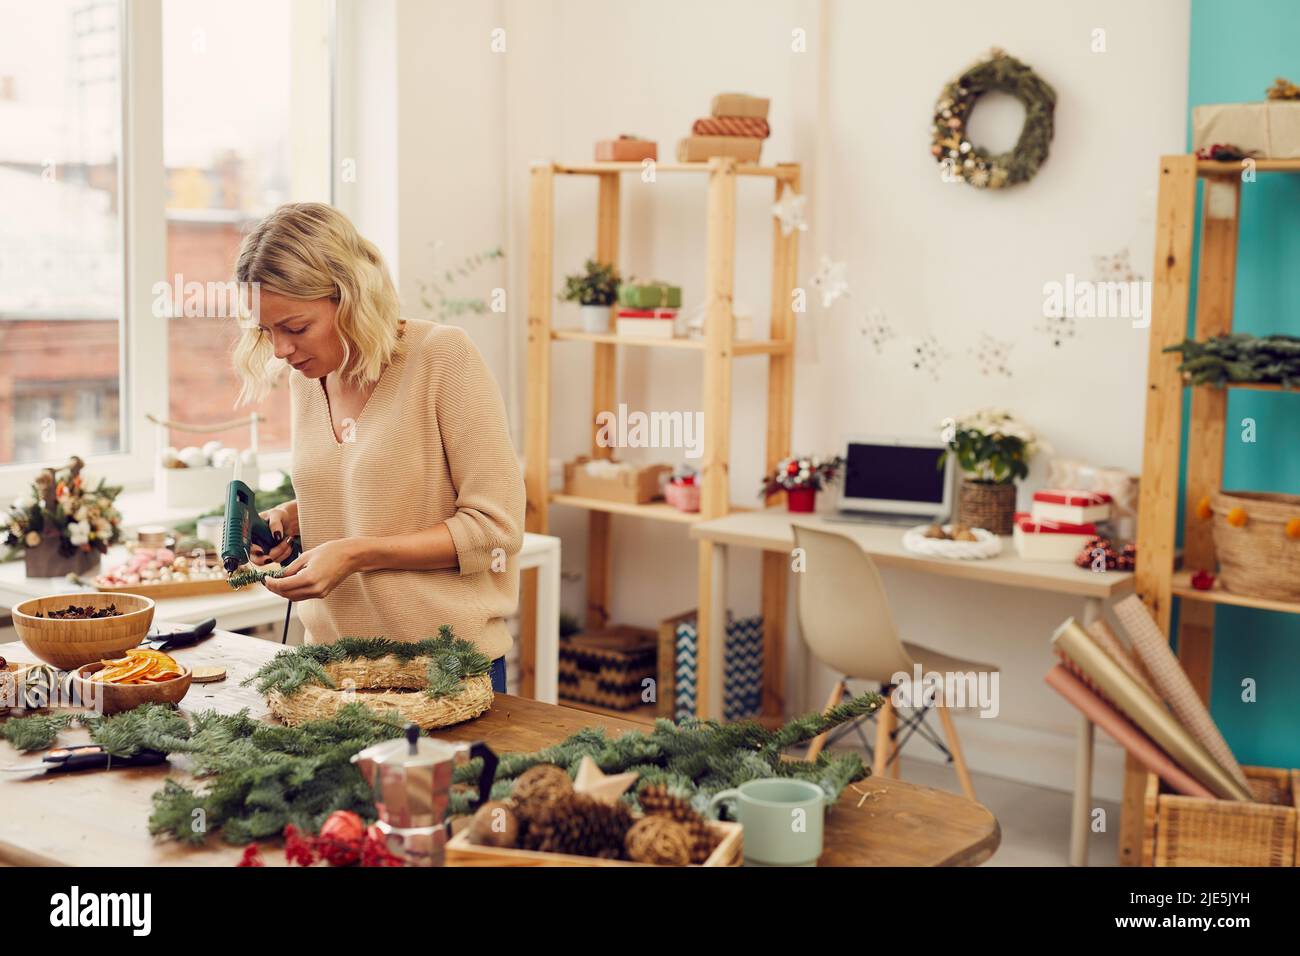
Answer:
[221,479,301,573]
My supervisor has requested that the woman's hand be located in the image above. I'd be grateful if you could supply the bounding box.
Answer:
[262,539,358,601]
[250,505,298,566]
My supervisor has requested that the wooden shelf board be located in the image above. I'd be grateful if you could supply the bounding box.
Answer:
[1171,569,1300,615]
[549,493,702,524]
[551,329,791,356]
[554,161,796,179]
[1197,158,1300,175]
[1182,379,1299,393]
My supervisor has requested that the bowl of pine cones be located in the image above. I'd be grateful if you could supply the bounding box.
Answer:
[444,763,742,867]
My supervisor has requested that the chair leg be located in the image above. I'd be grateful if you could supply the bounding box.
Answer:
[937,704,976,801]
[805,679,845,762]
[873,692,898,778]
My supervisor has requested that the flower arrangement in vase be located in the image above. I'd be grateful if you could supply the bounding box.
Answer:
[759,455,844,513]
[939,409,1046,535]
[558,258,621,333]
[3,456,123,577]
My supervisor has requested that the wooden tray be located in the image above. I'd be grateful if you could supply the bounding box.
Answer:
[95,578,240,599]
[445,819,742,867]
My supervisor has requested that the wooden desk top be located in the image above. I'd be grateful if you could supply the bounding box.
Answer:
[0,632,999,867]
[691,508,1133,599]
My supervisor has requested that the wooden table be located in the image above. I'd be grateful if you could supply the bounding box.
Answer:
[0,630,999,867]
[691,508,1133,867]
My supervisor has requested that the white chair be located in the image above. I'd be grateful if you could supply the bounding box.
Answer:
[793,524,996,801]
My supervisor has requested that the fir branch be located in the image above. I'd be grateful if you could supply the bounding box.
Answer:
[228,567,285,589]
[0,711,77,752]
[82,703,194,758]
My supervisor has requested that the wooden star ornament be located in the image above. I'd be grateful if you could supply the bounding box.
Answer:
[572,755,639,805]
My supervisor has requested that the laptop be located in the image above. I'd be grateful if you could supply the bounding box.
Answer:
[824,436,955,527]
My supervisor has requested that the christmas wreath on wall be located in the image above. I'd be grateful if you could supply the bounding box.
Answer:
[244,629,495,730]
[931,49,1056,189]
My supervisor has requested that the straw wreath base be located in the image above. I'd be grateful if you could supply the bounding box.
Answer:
[266,657,494,730]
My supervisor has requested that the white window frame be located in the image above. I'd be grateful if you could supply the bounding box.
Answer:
[0,0,332,501]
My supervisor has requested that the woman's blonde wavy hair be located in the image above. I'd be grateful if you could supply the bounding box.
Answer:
[232,202,401,405]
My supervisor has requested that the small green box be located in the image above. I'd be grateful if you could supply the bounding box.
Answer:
[618,282,682,309]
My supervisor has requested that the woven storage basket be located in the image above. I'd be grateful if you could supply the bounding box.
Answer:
[1142,766,1299,867]
[266,656,493,730]
[1211,491,1300,602]
[956,479,1017,536]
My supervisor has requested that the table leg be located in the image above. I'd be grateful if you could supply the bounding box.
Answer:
[706,542,728,720]
[534,541,561,705]
[1070,596,1102,867]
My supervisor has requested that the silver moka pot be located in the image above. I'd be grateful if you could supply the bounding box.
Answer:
[351,723,498,866]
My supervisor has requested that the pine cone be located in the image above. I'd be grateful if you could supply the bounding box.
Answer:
[638,783,699,824]
[524,793,632,858]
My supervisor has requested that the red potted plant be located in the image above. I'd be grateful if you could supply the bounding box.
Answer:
[759,455,844,513]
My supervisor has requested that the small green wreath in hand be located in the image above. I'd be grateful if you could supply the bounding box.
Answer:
[931,49,1056,190]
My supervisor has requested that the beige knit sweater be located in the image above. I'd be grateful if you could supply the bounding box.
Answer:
[289,319,524,660]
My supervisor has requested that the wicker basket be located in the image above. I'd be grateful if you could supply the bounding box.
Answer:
[957,479,1017,536]
[1211,491,1300,602]
[1142,766,1299,867]
[266,657,494,730]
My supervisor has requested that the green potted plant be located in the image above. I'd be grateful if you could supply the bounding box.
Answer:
[559,258,620,333]
[3,456,123,577]
[939,409,1045,535]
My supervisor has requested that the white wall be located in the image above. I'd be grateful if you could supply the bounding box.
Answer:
[353,0,1191,800]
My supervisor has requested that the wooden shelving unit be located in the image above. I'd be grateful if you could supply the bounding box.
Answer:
[1129,154,1300,865]
[520,158,802,718]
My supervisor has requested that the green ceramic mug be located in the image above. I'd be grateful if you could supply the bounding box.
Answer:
[707,778,825,866]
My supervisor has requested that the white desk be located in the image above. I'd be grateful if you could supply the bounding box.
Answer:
[0,532,563,704]
[689,508,1134,867]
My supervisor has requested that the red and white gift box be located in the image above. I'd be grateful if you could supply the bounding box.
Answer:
[1030,489,1112,525]
[1013,512,1100,562]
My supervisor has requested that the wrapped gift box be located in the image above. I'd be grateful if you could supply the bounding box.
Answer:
[1014,513,1100,562]
[563,456,670,505]
[709,92,770,120]
[595,136,658,162]
[618,283,682,309]
[616,316,675,339]
[676,136,762,163]
[1193,102,1300,159]
[1031,489,1113,525]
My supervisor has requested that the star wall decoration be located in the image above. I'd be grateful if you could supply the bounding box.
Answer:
[1035,313,1077,349]
[1093,248,1142,284]
[809,256,849,308]
[971,332,1013,377]
[910,334,951,381]
[771,185,808,237]
[859,307,896,353]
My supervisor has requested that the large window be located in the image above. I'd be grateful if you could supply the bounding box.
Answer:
[0,0,123,467]
[161,0,331,455]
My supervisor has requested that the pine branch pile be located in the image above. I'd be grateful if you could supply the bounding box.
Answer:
[1165,334,1300,388]
[82,703,194,758]
[149,704,408,845]
[243,628,490,701]
[450,691,884,816]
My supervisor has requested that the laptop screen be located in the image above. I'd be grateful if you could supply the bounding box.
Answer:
[843,442,947,507]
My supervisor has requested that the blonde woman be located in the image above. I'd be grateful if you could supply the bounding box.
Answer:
[233,202,524,693]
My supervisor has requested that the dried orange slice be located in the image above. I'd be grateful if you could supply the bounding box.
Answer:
[124,648,181,669]
[98,658,153,684]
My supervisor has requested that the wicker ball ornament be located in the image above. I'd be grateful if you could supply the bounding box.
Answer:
[511,763,573,807]
[466,800,520,848]
[625,816,691,866]
[638,783,721,863]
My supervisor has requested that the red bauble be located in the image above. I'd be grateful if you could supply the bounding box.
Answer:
[320,810,365,844]
[1191,569,1216,591]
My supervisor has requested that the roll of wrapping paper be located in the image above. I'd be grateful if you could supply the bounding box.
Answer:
[1044,664,1214,798]
[691,116,770,139]
[1051,618,1252,801]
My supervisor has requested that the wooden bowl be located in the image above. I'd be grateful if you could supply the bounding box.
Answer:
[12,592,155,670]
[73,661,192,715]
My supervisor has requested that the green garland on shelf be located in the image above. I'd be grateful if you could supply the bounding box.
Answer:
[1164,333,1300,388]
[242,628,491,701]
